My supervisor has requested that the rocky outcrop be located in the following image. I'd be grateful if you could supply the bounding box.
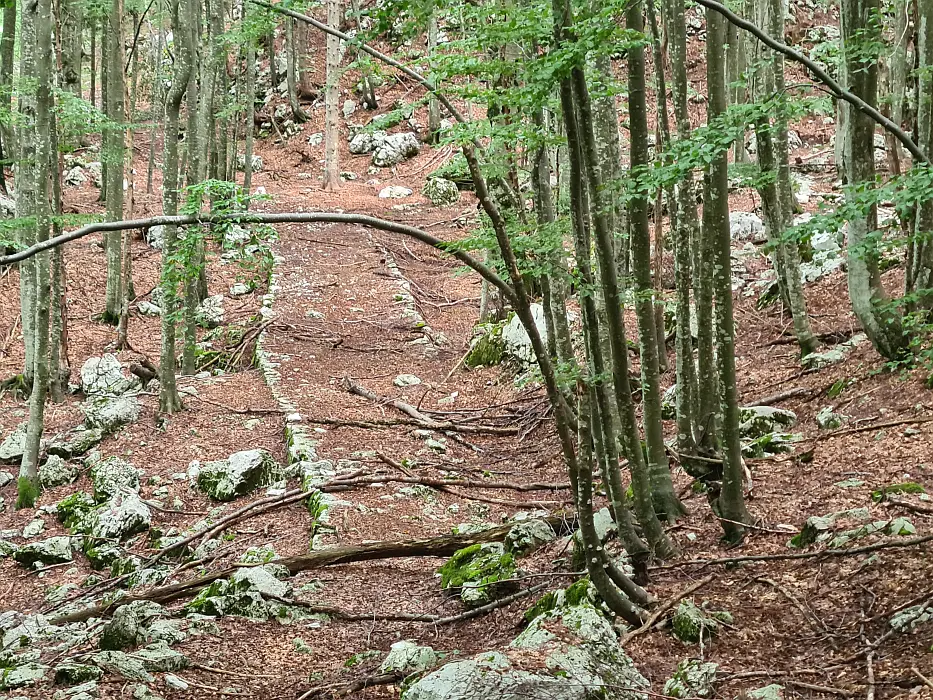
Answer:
[190,449,278,501]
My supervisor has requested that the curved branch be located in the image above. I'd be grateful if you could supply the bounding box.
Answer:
[693,0,929,164]
[0,211,516,304]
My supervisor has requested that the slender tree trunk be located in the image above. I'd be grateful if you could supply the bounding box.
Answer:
[103,0,126,324]
[912,0,933,299]
[322,0,341,191]
[707,5,751,542]
[0,0,17,167]
[841,0,907,360]
[90,21,97,108]
[61,0,82,95]
[626,0,685,521]
[147,25,165,195]
[350,0,376,109]
[19,0,55,508]
[426,10,441,143]
[243,41,256,194]
[159,0,191,414]
[285,18,305,122]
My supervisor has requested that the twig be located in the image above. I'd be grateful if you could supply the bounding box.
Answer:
[787,680,853,697]
[745,387,811,406]
[620,575,715,644]
[912,667,933,691]
[298,671,406,700]
[884,496,933,514]
[190,662,277,679]
[816,415,933,441]
[865,652,875,700]
[756,577,828,633]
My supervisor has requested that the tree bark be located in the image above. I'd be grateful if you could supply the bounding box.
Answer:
[103,0,126,324]
[322,0,341,191]
[707,5,751,542]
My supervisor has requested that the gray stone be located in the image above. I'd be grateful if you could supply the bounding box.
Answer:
[230,283,250,297]
[89,493,151,541]
[0,423,27,463]
[505,519,555,555]
[40,455,78,487]
[86,162,103,187]
[90,651,153,682]
[422,178,460,206]
[99,601,166,651]
[195,449,277,501]
[145,226,165,250]
[90,457,141,501]
[342,100,356,119]
[406,601,648,700]
[0,662,49,690]
[136,301,161,317]
[143,620,187,646]
[379,640,437,675]
[230,564,292,598]
[196,294,225,329]
[13,536,73,567]
[0,470,13,487]
[663,659,718,698]
[64,166,88,186]
[47,428,103,459]
[372,132,420,167]
[802,334,867,369]
[816,406,846,430]
[81,355,140,397]
[82,395,141,434]
[22,517,45,538]
[236,154,263,172]
[349,130,383,154]
[165,674,189,690]
[730,212,765,242]
[133,643,188,672]
[748,684,785,700]
[379,185,413,199]
[393,373,422,387]
[738,406,797,439]
[53,680,99,699]
[501,303,548,366]
[54,663,103,685]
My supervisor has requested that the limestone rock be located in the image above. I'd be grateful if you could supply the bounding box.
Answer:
[230,564,292,598]
[816,406,847,430]
[378,185,413,199]
[663,659,718,698]
[90,651,153,682]
[422,178,460,206]
[89,493,151,541]
[13,537,73,567]
[730,212,765,243]
[505,519,555,555]
[439,542,516,608]
[195,449,277,501]
[39,455,78,488]
[133,643,188,672]
[137,301,161,317]
[80,355,140,397]
[0,662,49,690]
[196,295,225,329]
[501,303,548,366]
[0,423,27,464]
[349,130,384,155]
[236,154,263,172]
[802,334,867,370]
[53,663,103,685]
[672,600,732,643]
[90,457,141,501]
[82,396,141,434]
[0,470,12,487]
[145,226,165,250]
[372,132,419,167]
[393,373,422,387]
[738,406,797,439]
[379,640,438,675]
[64,166,88,186]
[99,601,165,651]
[47,428,103,459]
[748,684,785,700]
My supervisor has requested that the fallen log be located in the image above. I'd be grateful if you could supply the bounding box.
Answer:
[51,515,573,625]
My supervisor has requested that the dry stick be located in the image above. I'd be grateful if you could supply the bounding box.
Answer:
[343,377,518,435]
[815,415,933,441]
[691,0,928,163]
[298,672,406,700]
[746,387,811,406]
[51,515,573,625]
[884,496,933,515]
[656,532,933,569]
[620,575,715,645]
[913,667,933,691]
[787,680,854,698]
[330,473,571,493]
[757,577,830,633]
[271,583,548,626]
[866,651,876,700]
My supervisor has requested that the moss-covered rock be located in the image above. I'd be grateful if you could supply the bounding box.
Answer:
[89,457,141,502]
[13,537,73,567]
[504,519,555,556]
[789,507,871,548]
[663,659,718,698]
[53,662,103,685]
[671,600,731,644]
[464,324,505,368]
[439,543,516,608]
[194,449,277,501]
[524,578,595,624]
[56,492,96,532]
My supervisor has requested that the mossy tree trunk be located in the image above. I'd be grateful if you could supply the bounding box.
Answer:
[322,0,341,191]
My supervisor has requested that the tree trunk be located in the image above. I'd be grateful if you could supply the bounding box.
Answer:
[426,11,441,143]
[103,0,125,324]
[285,18,305,122]
[61,0,82,96]
[322,0,341,191]
[19,0,55,508]
[147,27,165,195]
[0,0,17,163]
[625,0,685,521]
[707,5,750,542]
[841,0,907,360]
[243,41,256,194]
[90,21,97,108]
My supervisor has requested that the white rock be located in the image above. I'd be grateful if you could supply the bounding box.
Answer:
[501,303,548,366]
[730,212,766,243]
[372,132,420,167]
[393,373,422,387]
[379,186,413,199]
[81,354,141,397]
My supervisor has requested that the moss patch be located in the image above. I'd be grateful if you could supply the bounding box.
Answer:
[871,482,926,503]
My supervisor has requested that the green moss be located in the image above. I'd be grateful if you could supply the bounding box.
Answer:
[871,482,926,503]
[465,325,505,368]
[672,600,727,644]
[344,650,381,668]
[438,543,515,589]
[524,578,593,623]
[428,152,472,187]
[54,662,103,685]
[16,476,40,509]
[56,492,96,532]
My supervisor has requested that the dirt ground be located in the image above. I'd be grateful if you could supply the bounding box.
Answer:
[2,7,933,700]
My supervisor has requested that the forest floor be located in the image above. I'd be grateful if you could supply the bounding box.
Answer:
[3,14,933,700]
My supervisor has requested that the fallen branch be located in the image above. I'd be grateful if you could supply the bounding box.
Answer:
[343,377,518,435]
[270,582,548,626]
[656,532,933,569]
[329,473,571,493]
[51,516,573,624]
[745,387,811,406]
[298,671,406,700]
[620,575,714,645]
[913,667,933,691]
[883,496,933,515]
[816,415,933,441]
